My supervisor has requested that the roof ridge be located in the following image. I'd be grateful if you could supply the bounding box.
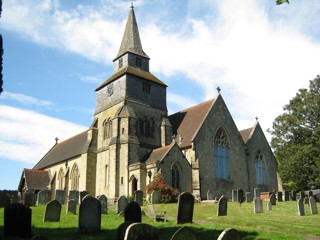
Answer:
[179,98,215,113]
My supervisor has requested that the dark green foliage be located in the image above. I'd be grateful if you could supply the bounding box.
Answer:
[276,0,289,5]
[269,75,320,191]
[145,174,180,203]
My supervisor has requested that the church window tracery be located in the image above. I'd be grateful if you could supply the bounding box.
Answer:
[58,168,64,190]
[138,116,154,137]
[70,164,79,191]
[172,163,180,189]
[256,151,267,185]
[214,128,230,180]
[103,118,113,139]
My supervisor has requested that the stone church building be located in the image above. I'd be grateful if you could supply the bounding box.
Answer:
[19,6,278,201]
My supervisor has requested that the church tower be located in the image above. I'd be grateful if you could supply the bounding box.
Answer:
[94,5,172,198]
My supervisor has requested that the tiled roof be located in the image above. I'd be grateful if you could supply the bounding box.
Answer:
[24,169,50,190]
[240,127,254,143]
[114,6,149,60]
[169,99,215,148]
[33,130,89,170]
[95,66,167,91]
[145,144,174,164]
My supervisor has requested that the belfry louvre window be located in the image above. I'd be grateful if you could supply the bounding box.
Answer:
[214,128,230,180]
[136,57,142,67]
[142,82,151,94]
[119,58,123,68]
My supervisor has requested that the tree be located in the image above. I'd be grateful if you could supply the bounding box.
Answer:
[269,75,320,191]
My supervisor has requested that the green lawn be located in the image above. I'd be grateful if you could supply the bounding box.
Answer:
[0,201,319,239]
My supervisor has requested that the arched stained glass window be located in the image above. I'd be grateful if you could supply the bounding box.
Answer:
[172,164,180,189]
[70,164,79,191]
[256,151,267,185]
[214,128,230,180]
[103,118,112,139]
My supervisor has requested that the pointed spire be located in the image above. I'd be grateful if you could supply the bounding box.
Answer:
[114,5,149,61]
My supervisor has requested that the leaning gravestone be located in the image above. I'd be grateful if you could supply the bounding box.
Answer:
[309,196,318,215]
[151,190,160,204]
[254,198,263,213]
[217,228,242,240]
[207,189,214,200]
[134,190,143,206]
[67,199,77,214]
[177,192,194,224]
[79,196,101,233]
[245,192,253,202]
[297,198,305,216]
[69,190,79,203]
[254,188,260,199]
[124,223,159,240]
[284,191,290,201]
[171,226,198,240]
[270,194,276,205]
[44,200,62,222]
[117,196,129,214]
[124,201,141,223]
[37,190,51,205]
[217,196,228,216]
[232,189,237,202]
[98,194,108,214]
[4,203,32,238]
[24,191,37,207]
[277,192,283,202]
[55,189,65,205]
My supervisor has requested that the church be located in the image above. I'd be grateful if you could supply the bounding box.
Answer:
[18,6,278,201]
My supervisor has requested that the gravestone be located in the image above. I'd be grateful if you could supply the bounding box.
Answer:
[116,221,135,240]
[79,196,101,233]
[291,191,297,201]
[297,198,305,216]
[177,192,194,224]
[80,191,89,203]
[270,194,276,205]
[267,201,272,211]
[67,199,77,214]
[232,189,237,202]
[254,198,263,213]
[44,200,62,222]
[277,192,283,202]
[217,228,242,240]
[308,190,313,198]
[237,189,245,204]
[4,203,32,238]
[124,201,141,222]
[31,235,48,240]
[207,189,214,200]
[117,195,129,214]
[124,223,159,240]
[37,190,52,205]
[300,191,306,199]
[217,196,228,216]
[69,190,79,203]
[134,190,143,206]
[309,196,318,214]
[254,188,260,199]
[171,226,198,240]
[151,190,160,204]
[98,194,108,214]
[82,194,92,201]
[284,191,290,201]
[245,192,253,202]
[55,189,65,205]
[24,191,37,207]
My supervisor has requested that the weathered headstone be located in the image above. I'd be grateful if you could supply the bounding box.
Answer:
[177,192,194,224]
[116,221,135,240]
[82,194,92,202]
[309,196,318,215]
[69,190,79,203]
[284,191,290,201]
[254,188,260,199]
[79,196,101,233]
[245,192,253,202]
[24,191,37,207]
[4,203,32,238]
[98,194,108,214]
[151,190,160,204]
[254,198,263,213]
[124,223,159,240]
[67,199,77,214]
[80,190,89,203]
[134,190,143,206]
[237,189,245,204]
[297,198,305,216]
[207,189,214,200]
[217,228,242,240]
[232,189,237,202]
[37,190,52,205]
[277,191,283,202]
[117,195,129,214]
[267,201,272,211]
[308,190,313,198]
[300,191,306,200]
[217,196,228,216]
[291,191,297,201]
[124,201,141,223]
[270,194,276,205]
[44,200,62,222]
[55,189,65,205]
[171,226,198,240]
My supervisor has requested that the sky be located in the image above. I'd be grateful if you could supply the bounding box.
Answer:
[1,0,320,190]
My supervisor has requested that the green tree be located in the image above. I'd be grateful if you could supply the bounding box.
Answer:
[269,75,320,191]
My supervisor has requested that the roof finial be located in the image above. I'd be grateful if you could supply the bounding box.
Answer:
[255,116,259,122]
[131,0,134,9]
[55,137,59,144]
[217,86,221,94]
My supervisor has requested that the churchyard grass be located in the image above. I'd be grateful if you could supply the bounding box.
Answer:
[0,201,319,239]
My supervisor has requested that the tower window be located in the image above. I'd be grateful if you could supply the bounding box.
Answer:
[142,82,151,94]
[136,57,142,67]
[119,58,123,68]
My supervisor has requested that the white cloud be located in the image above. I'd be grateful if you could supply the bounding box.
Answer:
[167,92,198,115]
[2,91,53,108]
[0,105,87,164]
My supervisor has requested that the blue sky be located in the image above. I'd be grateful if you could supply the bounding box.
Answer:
[1,0,320,190]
